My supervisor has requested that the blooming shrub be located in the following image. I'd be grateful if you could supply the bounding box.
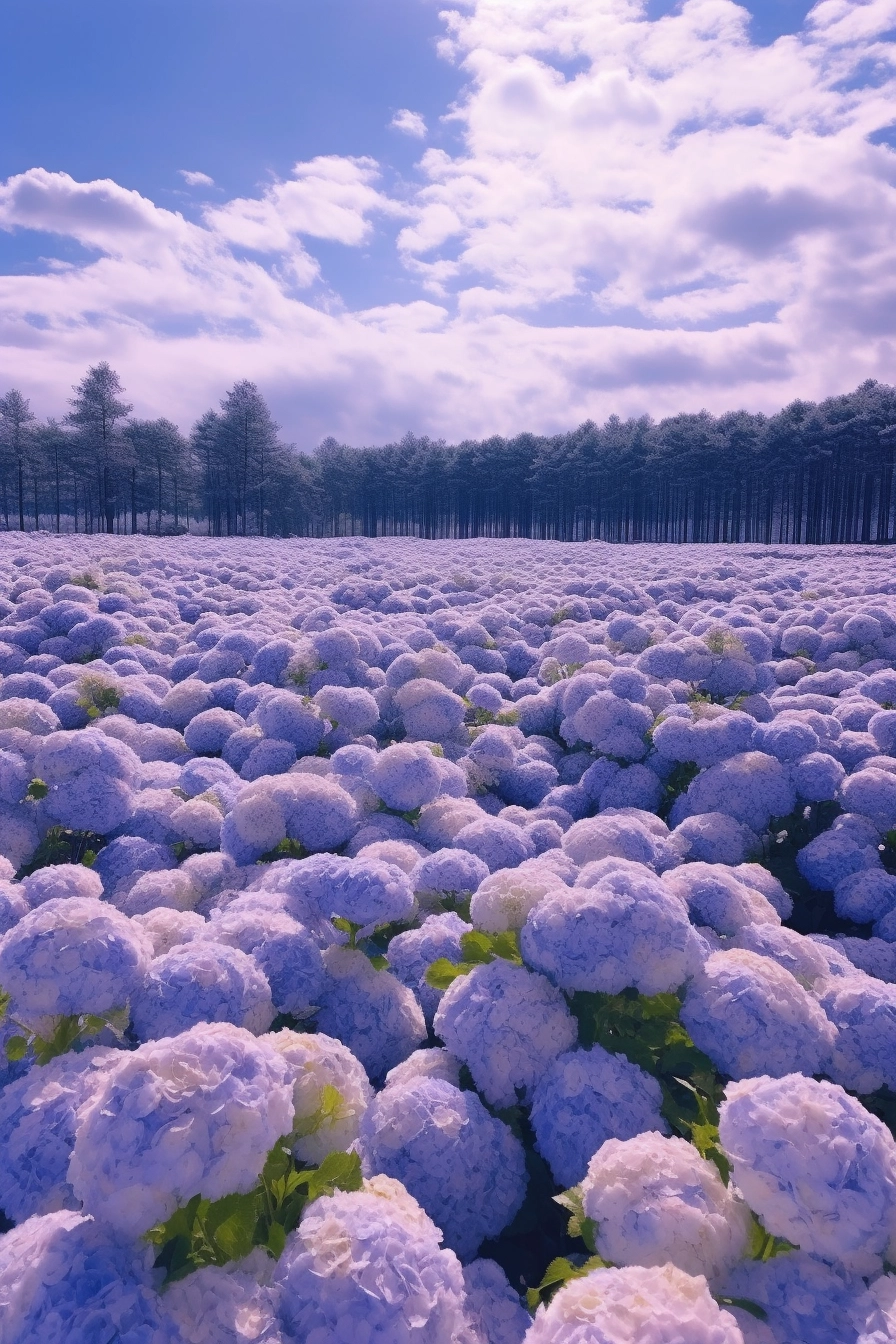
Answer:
[2,536,896,1331]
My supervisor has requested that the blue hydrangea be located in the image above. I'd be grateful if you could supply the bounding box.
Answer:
[453,818,536,873]
[462,1259,530,1344]
[91,836,176,900]
[359,1076,528,1259]
[0,880,29,934]
[201,908,325,1017]
[34,727,139,834]
[719,1251,867,1344]
[521,868,701,996]
[368,741,444,812]
[0,896,152,1033]
[315,946,427,1080]
[323,858,416,928]
[662,861,782,935]
[253,692,327,754]
[130,940,274,1041]
[0,1046,120,1222]
[529,1044,668,1188]
[157,1259,283,1344]
[433,958,577,1109]
[387,912,472,1022]
[221,773,358,863]
[718,1073,896,1275]
[821,974,896,1094]
[681,949,835,1079]
[834,868,896,924]
[411,848,490,907]
[0,1209,179,1344]
[671,750,796,831]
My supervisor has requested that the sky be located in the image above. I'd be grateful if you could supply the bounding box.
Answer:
[0,0,894,448]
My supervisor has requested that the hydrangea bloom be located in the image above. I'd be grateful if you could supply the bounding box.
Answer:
[273,1183,470,1343]
[368,740,444,812]
[34,727,139,833]
[0,1210,178,1344]
[673,751,796,832]
[359,1075,528,1259]
[387,912,472,1022]
[0,895,151,1033]
[69,1022,295,1237]
[268,1028,372,1165]
[322,857,416,928]
[129,940,275,1041]
[433,958,577,1108]
[469,865,565,934]
[221,773,358,864]
[462,1259,530,1344]
[384,1046,464,1092]
[315,946,427,1079]
[19,863,103,908]
[133,906,206,956]
[662,862,781,936]
[521,868,701,996]
[0,1046,120,1222]
[453,818,536,873]
[530,1044,668,1188]
[681,950,835,1079]
[412,848,491,907]
[524,1263,744,1344]
[820,974,896,1094]
[719,1251,867,1344]
[158,1257,283,1344]
[580,1132,753,1279]
[201,908,324,1017]
[718,1073,896,1274]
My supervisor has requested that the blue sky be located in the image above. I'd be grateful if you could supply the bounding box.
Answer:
[0,0,894,445]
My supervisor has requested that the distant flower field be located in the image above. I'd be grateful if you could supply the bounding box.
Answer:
[0,533,896,1343]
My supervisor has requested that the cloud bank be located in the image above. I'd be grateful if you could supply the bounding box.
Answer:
[1,0,895,447]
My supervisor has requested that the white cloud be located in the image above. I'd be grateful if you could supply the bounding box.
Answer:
[179,170,215,187]
[390,108,428,137]
[1,0,896,447]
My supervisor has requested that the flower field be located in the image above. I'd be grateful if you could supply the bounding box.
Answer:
[1,533,896,1342]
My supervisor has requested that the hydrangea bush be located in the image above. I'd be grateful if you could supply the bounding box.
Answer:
[2,535,896,1336]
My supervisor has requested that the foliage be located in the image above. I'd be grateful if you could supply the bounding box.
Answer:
[146,1147,363,1282]
[425,930,523,990]
[15,825,104,878]
[3,1006,129,1066]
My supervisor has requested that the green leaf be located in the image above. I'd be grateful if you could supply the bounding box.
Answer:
[748,1214,796,1262]
[713,1295,769,1322]
[25,777,48,801]
[367,954,389,970]
[425,958,469,990]
[0,989,10,1023]
[265,1221,287,1258]
[525,1254,609,1310]
[458,931,497,964]
[208,1194,259,1262]
[5,1035,28,1062]
[305,1150,363,1201]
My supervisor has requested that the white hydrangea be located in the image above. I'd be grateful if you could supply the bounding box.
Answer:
[384,1046,464,1092]
[718,1073,896,1274]
[267,1028,373,1166]
[69,1022,295,1238]
[469,865,565,934]
[132,907,206,956]
[581,1132,753,1280]
[433,958,577,1108]
[681,949,835,1078]
[523,1262,745,1344]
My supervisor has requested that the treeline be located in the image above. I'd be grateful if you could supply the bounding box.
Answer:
[1,365,895,543]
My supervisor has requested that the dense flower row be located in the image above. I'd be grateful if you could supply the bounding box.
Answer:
[0,535,896,1342]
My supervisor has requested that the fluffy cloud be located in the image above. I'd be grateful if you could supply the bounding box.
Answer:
[1,0,895,446]
[391,109,429,137]
[179,170,215,188]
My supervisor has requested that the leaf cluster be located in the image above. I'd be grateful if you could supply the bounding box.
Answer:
[568,988,730,1181]
[425,929,522,990]
[2,1005,129,1066]
[146,1147,362,1283]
